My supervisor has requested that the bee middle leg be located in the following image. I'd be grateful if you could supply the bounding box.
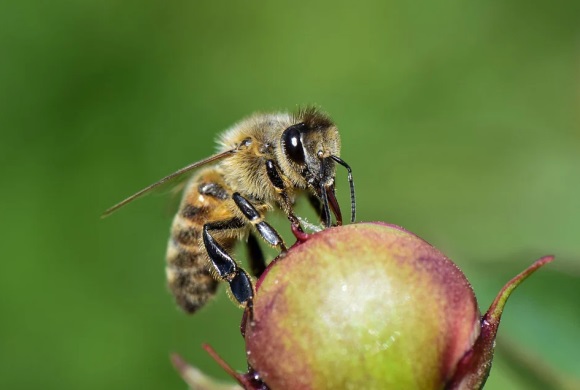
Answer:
[232,192,287,253]
[246,233,266,278]
[204,189,288,310]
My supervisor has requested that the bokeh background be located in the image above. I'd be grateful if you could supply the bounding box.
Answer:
[1,1,578,389]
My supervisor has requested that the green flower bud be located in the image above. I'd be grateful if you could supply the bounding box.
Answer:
[173,222,553,390]
[243,222,553,390]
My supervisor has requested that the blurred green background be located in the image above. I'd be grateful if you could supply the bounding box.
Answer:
[1,0,578,389]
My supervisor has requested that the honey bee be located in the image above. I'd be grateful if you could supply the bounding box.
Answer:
[103,107,355,314]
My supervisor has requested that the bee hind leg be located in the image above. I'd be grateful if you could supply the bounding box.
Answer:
[203,220,254,310]
[229,269,254,311]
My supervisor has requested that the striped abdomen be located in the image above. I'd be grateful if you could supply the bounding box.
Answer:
[165,169,238,313]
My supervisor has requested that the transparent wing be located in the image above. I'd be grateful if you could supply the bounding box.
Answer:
[101,149,235,218]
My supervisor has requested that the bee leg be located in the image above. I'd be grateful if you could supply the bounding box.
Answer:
[230,269,254,316]
[246,233,266,278]
[232,192,287,252]
[203,220,254,309]
[265,159,302,230]
[308,193,328,226]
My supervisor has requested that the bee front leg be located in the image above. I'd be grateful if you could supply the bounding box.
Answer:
[308,193,328,226]
[203,220,254,309]
[232,192,287,253]
[265,159,302,230]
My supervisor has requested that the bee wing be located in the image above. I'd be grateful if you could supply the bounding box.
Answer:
[101,149,236,218]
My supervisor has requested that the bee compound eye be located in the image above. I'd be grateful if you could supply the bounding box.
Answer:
[282,125,306,165]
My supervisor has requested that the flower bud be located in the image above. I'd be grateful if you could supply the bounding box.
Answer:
[242,222,553,390]
[173,222,553,390]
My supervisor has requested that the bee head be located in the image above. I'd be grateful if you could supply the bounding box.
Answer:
[278,107,355,227]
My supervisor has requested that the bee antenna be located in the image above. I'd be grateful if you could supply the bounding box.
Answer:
[330,155,356,223]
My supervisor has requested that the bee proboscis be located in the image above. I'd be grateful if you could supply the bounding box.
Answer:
[103,107,355,314]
